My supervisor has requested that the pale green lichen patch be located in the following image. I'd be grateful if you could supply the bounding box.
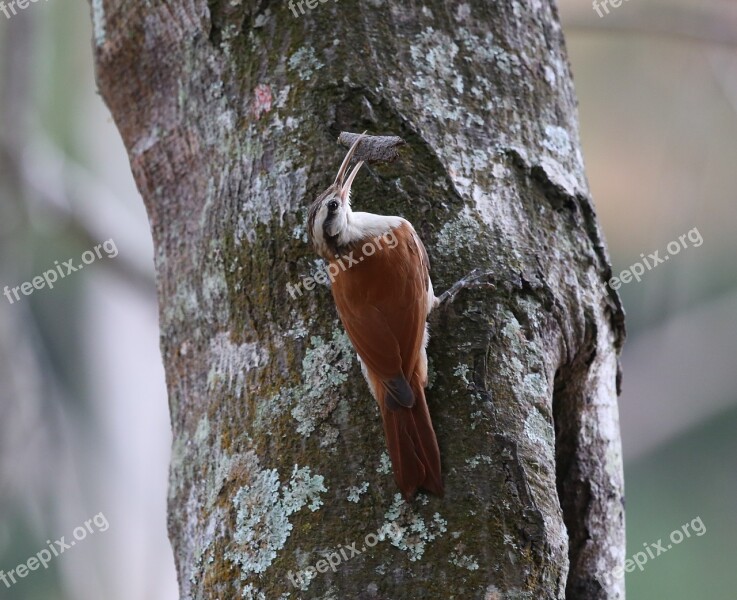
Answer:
[453,363,472,387]
[434,208,487,269]
[523,372,548,399]
[241,583,266,599]
[496,307,555,444]
[92,0,106,47]
[285,316,309,340]
[542,124,572,158]
[465,455,493,469]
[287,329,355,438]
[282,465,327,512]
[287,46,325,81]
[291,213,308,242]
[454,2,471,20]
[380,494,448,561]
[376,451,392,475]
[458,28,524,79]
[226,462,327,580]
[450,550,480,571]
[347,482,369,503]
[408,29,462,121]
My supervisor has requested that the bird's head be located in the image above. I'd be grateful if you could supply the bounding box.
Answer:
[307,134,365,259]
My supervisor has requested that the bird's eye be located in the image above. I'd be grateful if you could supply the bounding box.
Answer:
[327,199,339,212]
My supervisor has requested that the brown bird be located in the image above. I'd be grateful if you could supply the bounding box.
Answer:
[307,134,483,500]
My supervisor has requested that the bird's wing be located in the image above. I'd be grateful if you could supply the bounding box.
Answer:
[331,222,429,408]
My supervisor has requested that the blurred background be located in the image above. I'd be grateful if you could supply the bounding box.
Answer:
[0,1,734,598]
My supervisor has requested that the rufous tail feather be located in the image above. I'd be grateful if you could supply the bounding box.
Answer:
[377,375,443,500]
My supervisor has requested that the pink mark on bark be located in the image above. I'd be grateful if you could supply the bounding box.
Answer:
[253,84,273,119]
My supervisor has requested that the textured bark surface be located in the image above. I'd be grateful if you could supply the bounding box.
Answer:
[92,1,626,598]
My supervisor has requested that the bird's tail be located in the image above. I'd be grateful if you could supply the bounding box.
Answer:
[378,376,443,500]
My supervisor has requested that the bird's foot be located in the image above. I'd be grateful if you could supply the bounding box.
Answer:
[434,269,496,308]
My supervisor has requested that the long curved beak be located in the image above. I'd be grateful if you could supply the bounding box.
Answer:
[333,132,367,187]
[339,160,364,204]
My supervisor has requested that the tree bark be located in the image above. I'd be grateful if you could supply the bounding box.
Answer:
[92,1,626,598]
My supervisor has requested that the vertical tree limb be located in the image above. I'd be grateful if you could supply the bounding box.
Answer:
[92,1,626,598]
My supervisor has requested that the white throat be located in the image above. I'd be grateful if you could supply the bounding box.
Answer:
[337,210,405,246]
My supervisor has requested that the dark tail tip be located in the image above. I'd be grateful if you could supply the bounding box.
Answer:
[384,376,415,410]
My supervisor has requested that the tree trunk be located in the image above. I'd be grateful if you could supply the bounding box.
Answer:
[92,1,626,598]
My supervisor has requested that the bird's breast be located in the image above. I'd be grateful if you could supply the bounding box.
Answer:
[329,223,428,309]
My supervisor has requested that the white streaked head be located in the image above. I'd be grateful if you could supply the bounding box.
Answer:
[308,134,366,259]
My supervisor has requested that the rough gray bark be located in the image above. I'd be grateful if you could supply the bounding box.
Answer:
[92,1,626,598]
